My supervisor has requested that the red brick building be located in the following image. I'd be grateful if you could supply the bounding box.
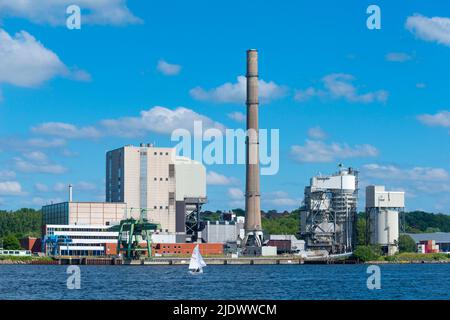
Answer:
[152,243,223,256]
[20,237,41,253]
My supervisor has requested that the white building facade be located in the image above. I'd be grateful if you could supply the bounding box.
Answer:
[106,144,206,233]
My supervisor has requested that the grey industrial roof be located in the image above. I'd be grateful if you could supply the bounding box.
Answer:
[407,232,450,243]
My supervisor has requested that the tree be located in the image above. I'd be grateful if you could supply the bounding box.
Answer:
[398,234,416,253]
[1,234,21,250]
[353,245,382,262]
[356,214,366,246]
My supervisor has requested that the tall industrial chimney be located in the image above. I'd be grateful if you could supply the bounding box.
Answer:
[244,49,263,247]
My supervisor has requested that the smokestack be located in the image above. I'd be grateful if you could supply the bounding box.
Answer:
[68,184,73,202]
[244,49,263,247]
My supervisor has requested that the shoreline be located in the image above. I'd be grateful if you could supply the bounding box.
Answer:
[1,256,450,266]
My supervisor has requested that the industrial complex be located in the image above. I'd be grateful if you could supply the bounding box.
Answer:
[17,49,446,261]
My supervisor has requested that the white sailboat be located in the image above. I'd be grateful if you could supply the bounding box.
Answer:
[189,244,207,275]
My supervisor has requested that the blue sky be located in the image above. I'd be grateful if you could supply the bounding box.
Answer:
[0,0,450,213]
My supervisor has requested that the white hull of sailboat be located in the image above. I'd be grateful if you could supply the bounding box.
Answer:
[189,268,203,275]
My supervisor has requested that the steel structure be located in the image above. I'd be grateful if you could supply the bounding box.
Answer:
[42,235,72,256]
[184,197,207,243]
[300,165,358,254]
[109,208,160,259]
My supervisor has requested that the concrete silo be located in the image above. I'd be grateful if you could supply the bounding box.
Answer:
[365,185,405,255]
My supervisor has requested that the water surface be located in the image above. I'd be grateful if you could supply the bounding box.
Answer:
[0,264,448,300]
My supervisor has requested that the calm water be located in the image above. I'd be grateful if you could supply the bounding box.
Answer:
[0,264,449,300]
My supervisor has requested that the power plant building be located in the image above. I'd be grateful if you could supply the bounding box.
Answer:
[202,221,238,244]
[365,185,405,255]
[42,201,127,226]
[300,166,358,254]
[106,144,206,235]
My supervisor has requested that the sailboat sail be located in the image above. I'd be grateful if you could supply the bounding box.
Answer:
[189,245,207,270]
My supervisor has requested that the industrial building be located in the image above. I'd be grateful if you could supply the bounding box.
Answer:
[152,243,223,256]
[43,224,119,256]
[106,144,206,237]
[42,201,128,226]
[202,221,238,243]
[267,235,305,254]
[300,166,358,254]
[365,185,405,255]
[20,237,41,253]
[407,232,450,253]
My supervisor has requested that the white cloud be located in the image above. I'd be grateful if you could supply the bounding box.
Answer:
[227,187,245,207]
[53,181,97,193]
[26,138,66,148]
[61,149,78,157]
[32,122,101,139]
[295,73,388,104]
[228,187,244,200]
[70,69,92,82]
[307,126,327,140]
[101,106,225,137]
[0,0,141,26]
[53,182,67,192]
[362,164,449,181]
[0,29,90,92]
[291,140,378,163]
[190,76,288,104]
[0,29,67,87]
[23,151,48,162]
[0,181,23,196]
[157,59,181,76]
[76,181,97,191]
[35,183,49,192]
[32,106,225,139]
[406,14,450,47]
[14,157,67,174]
[206,171,238,186]
[417,111,450,132]
[263,191,299,208]
[416,83,426,89]
[385,52,413,62]
[31,197,63,206]
[0,170,15,180]
[227,111,246,123]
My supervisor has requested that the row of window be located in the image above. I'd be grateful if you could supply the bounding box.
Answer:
[153,206,169,210]
[55,236,117,240]
[154,177,169,181]
[60,250,104,256]
[47,228,107,232]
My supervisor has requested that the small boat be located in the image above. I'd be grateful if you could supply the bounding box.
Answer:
[189,244,207,275]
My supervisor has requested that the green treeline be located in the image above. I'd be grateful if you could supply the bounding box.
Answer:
[0,208,42,239]
[404,211,450,233]
[0,208,449,247]
[202,209,450,237]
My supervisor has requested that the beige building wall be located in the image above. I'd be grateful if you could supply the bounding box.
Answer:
[106,145,177,232]
[42,202,127,226]
[174,156,206,201]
